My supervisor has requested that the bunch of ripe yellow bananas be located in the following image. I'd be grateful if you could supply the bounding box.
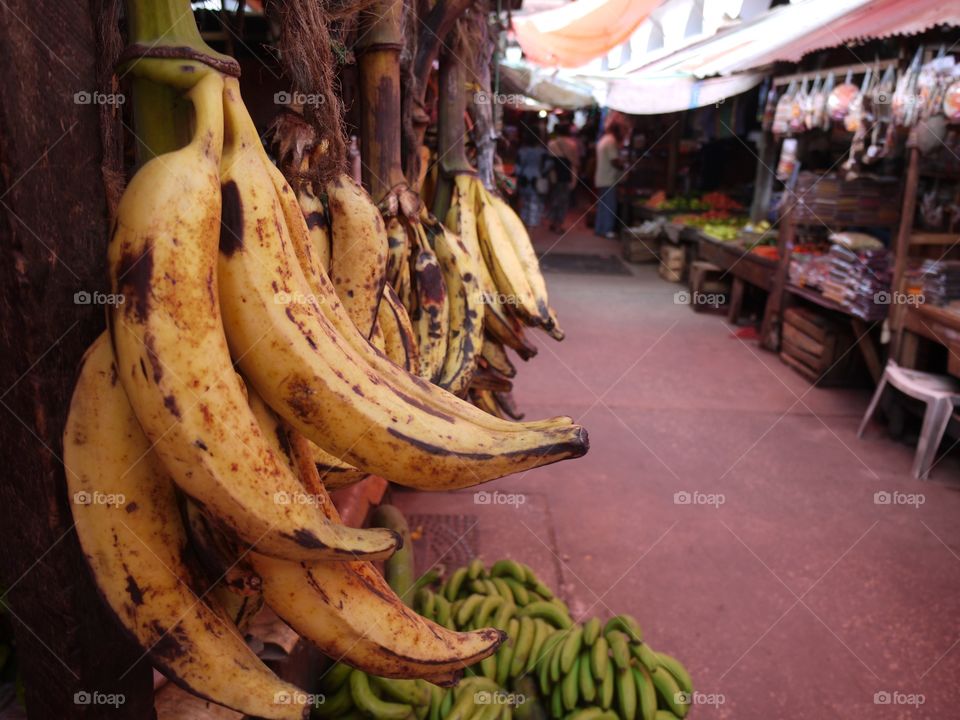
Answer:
[64,69,587,719]
[294,171,564,423]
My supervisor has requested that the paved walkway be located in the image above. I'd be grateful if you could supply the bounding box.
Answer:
[393,215,960,719]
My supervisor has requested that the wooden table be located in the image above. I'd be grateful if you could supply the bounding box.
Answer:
[783,284,885,382]
[695,233,777,323]
[899,304,960,378]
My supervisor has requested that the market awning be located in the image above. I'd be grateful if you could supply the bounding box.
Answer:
[498,62,596,109]
[512,0,661,69]
[604,71,763,114]
[633,0,960,78]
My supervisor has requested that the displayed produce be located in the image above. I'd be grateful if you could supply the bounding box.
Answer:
[321,555,695,720]
[60,4,588,718]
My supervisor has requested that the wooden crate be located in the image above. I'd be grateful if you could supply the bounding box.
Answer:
[779,307,861,386]
[621,228,659,263]
[688,260,730,312]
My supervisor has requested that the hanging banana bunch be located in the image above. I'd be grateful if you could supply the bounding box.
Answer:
[62,3,587,717]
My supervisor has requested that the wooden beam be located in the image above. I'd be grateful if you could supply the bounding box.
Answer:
[0,1,154,717]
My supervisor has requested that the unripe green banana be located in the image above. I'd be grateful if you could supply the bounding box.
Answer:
[445,567,469,601]
[441,689,454,716]
[591,635,610,679]
[371,676,431,706]
[480,649,498,680]
[579,649,597,702]
[562,655,581,711]
[417,588,437,619]
[630,642,659,673]
[491,577,516,605]
[604,615,643,644]
[615,666,637,720]
[491,559,527,583]
[599,663,615,710]
[606,631,631,670]
[504,578,531,606]
[550,683,563,719]
[632,666,657,720]
[496,618,520,687]
[429,684,444,720]
[458,593,487,627]
[475,595,505,628]
[655,652,692,695]
[510,616,536,677]
[567,708,608,720]
[349,671,412,720]
[560,625,584,673]
[492,601,517,630]
[467,558,486,580]
[320,661,353,692]
[483,579,501,597]
[582,617,602,646]
[518,601,572,629]
[525,619,553,673]
[549,630,564,682]
[539,644,553,694]
[649,668,688,718]
[654,712,679,720]
[514,676,548,720]
[435,595,453,628]
[314,680,355,718]
[470,579,489,595]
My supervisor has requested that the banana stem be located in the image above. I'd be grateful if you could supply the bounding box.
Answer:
[357,0,408,202]
[122,0,234,162]
[432,47,473,217]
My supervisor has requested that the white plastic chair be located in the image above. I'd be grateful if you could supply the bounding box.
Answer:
[857,360,960,480]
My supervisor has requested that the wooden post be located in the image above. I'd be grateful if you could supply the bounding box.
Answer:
[749,131,778,223]
[665,115,681,196]
[890,145,920,357]
[0,0,154,717]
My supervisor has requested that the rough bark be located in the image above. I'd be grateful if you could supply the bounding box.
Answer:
[0,1,154,717]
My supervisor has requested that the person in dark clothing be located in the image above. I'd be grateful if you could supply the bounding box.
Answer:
[546,122,579,233]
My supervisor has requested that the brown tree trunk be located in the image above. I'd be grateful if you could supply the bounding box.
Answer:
[0,1,155,718]
[432,46,475,217]
[469,8,497,191]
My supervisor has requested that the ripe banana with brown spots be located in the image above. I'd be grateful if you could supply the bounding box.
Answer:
[215,81,588,490]
[64,333,307,720]
[108,72,396,561]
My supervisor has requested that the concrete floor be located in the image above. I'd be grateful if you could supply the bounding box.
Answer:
[392,216,960,719]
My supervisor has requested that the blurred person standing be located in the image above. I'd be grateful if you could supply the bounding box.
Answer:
[546,122,579,233]
[593,120,625,238]
[515,125,549,228]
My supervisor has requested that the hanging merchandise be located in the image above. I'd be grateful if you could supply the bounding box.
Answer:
[944,80,960,122]
[772,79,797,136]
[776,138,800,181]
[761,79,779,131]
[893,47,924,127]
[809,72,835,131]
[828,70,858,122]
[789,77,810,133]
[864,64,897,164]
[844,66,873,134]
[802,74,822,131]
